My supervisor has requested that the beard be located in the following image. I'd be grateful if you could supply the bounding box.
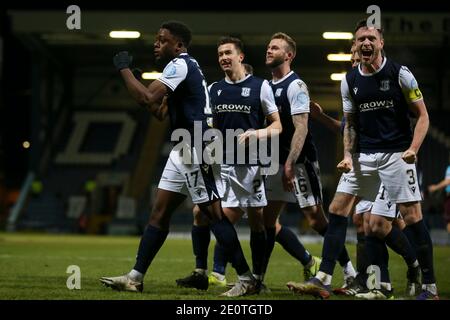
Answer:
[155,54,171,66]
[155,48,175,66]
[266,55,284,68]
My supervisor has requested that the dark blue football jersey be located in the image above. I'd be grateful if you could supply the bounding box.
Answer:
[342,58,423,153]
[269,71,318,164]
[209,74,278,165]
[158,53,210,137]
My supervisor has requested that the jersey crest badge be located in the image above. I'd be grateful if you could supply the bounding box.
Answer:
[241,87,251,97]
[353,87,358,95]
[217,90,222,96]
[275,88,283,97]
[380,80,390,91]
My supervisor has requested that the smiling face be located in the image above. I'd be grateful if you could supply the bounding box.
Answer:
[153,28,180,64]
[265,38,291,68]
[355,26,384,68]
[218,42,243,73]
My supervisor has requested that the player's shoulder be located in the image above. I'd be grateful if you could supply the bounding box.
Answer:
[270,70,295,86]
[383,58,406,76]
[245,75,268,89]
[287,75,309,93]
[209,79,225,92]
[393,60,421,89]
[171,53,189,64]
[164,54,189,74]
[345,66,359,86]
[285,71,306,86]
[345,63,360,82]
[398,64,416,78]
[386,57,402,69]
[397,64,418,89]
[285,71,300,83]
[215,78,228,86]
[175,54,203,73]
[208,81,219,91]
[247,74,264,82]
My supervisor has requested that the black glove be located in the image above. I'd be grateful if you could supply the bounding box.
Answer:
[113,51,133,71]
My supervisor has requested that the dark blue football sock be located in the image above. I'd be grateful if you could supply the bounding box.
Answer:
[191,225,211,270]
[133,225,169,274]
[250,230,267,277]
[380,240,391,284]
[276,226,311,266]
[210,216,250,276]
[365,235,383,283]
[385,225,417,267]
[366,235,390,285]
[318,225,352,267]
[319,214,348,275]
[356,232,369,276]
[212,242,228,275]
[404,220,436,284]
[262,227,276,274]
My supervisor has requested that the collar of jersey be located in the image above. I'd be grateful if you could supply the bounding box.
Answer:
[172,53,188,62]
[271,70,294,85]
[358,57,387,77]
[224,74,251,84]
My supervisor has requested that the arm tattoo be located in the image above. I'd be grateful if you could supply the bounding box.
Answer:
[286,113,308,165]
[343,113,357,157]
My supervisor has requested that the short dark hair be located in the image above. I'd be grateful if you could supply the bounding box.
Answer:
[354,19,383,38]
[217,36,244,53]
[270,32,296,58]
[161,21,192,48]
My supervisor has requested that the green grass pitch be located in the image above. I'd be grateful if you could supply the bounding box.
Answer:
[0,232,448,300]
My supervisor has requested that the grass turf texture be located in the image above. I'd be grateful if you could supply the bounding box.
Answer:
[0,232,448,300]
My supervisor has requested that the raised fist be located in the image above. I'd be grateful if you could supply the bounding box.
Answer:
[113,51,133,71]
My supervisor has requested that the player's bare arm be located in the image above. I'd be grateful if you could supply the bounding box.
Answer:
[120,68,167,114]
[238,112,282,144]
[428,178,450,193]
[113,51,168,119]
[283,113,308,191]
[403,99,429,164]
[310,101,341,134]
[338,112,356,173]
[151,95,169,121]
